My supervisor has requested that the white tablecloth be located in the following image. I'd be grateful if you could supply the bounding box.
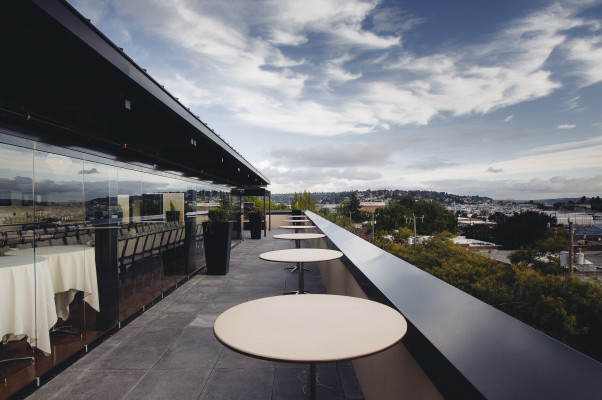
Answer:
[7,246,99,320]
[0,256,57,354]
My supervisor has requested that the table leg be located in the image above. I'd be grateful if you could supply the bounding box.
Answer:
[307,362,316,399]
[284,262,308,295]
[298,262,304,293]
[287,240,309,273]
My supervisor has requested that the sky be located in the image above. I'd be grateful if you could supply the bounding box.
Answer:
[68,0,602,200]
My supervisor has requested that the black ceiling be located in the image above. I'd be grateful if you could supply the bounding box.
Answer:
[0,1,269,188]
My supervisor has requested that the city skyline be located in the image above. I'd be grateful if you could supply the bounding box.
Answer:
[69,0,602,199]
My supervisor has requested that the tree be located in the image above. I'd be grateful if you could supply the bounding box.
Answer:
[493,211,556,249]
[375,196,456,235]
[590,196,602,211]
[348,192,361,222]
[376,234,602,362]
[462,224,495,243]
[291,190,316,212]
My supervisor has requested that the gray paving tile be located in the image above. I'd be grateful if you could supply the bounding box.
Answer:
[215,346,275,369]
[48,369,147,400]
[273,366,345,400]
[339,366,365,400]
[199,367,274,400]
[123,369,209,400]
[189,313,220,328]
[91,344,169,370]
[25,369,83,400]
[120,326,183,347]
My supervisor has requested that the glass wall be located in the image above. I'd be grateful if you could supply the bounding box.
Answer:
[0,135,233,399]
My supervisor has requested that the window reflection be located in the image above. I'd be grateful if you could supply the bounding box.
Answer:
[0,140,238,399]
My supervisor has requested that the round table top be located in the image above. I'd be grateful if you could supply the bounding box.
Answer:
[214,294,407,362]
[260,248,343,263]
[289,215,307,218]
[0,255,47,268]
[281,219,310,223]
[6,245,92,256]
[278,225,316,230]
[273,233,325,241]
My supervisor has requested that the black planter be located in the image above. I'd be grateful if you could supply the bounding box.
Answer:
[249,213,262,239]
[292,209,302,216]
[166,210,180,222]
[202,221,233,275]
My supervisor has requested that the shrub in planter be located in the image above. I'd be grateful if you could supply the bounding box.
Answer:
[202,207,232,275]
[249,207,263,239]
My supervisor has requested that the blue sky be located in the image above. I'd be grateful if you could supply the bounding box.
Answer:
[69,0,602,199]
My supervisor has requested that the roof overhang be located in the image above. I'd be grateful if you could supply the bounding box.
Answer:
[0,0,269,188]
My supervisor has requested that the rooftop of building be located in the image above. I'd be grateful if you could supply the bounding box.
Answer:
[22,228,364,400]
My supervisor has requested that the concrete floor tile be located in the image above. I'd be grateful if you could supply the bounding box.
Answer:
[199,367,274,400]
[124,369,209,400]
[48,369,147,400]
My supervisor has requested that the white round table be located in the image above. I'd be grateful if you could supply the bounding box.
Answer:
[273,233,326,273]
[7,245,99,320]
[214,294,407,399]
[0,256,57,354]
[260,248,342,294]
[279,225,317,234]
[273,233,325,248]
[282,219,310,225]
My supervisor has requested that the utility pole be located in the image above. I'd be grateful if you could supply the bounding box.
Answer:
[412,213,424,247]
[568,221,574,275]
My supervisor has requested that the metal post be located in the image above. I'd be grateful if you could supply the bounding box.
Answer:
[568,221,574,275]
[413,214,417,247]
[298,262,304,293]
[307,362,316,399]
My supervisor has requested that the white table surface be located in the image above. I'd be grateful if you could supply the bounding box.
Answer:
[214,294,407,362]
[7,245,99,320]
[259,248,343,263]
[278,225,316,230]
[273,233,325,241]
[0,256,58,354]
[282,219,310,223]
[289,216,307,218]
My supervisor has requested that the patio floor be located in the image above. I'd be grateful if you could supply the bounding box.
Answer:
[24,229,364,400]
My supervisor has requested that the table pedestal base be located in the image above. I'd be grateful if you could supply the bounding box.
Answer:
[283,262,309,295]
[307,362,316,399]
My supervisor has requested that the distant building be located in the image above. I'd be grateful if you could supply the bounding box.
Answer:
[457,217,496,227]
[359,201,386,213]
[452,236,502,250]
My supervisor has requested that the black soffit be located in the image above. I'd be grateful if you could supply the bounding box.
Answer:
[0,1,269,188]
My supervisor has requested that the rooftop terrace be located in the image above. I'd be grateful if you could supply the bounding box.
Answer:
[23,228,364,400]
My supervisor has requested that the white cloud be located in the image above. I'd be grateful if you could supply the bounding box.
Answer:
[503,115,514,123]
[557,124,576,129]
[269,140,394,167]
[487,167,504,173]
[565,32,602,87]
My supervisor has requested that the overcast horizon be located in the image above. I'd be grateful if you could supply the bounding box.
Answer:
[69,0,602,200]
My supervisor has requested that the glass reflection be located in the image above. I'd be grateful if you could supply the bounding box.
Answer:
[0,145,35,398]
[0,139,235,398]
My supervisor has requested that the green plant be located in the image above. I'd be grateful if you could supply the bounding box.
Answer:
[249,204,263,214]
[208,207,230,222]
[169,200,176,212]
